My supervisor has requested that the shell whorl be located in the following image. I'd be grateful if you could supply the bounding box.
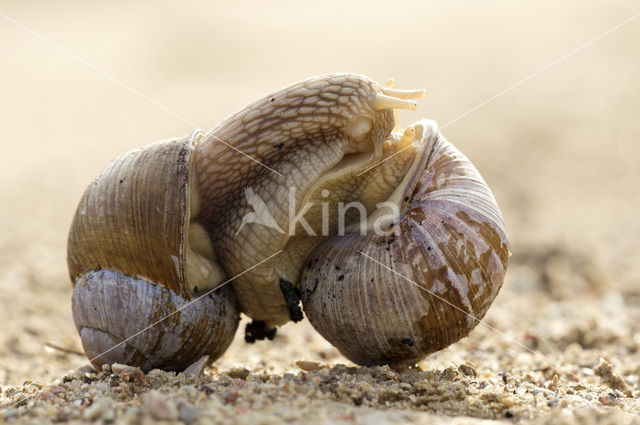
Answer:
[67,137,194,297]
[72,270,238,372]
[300,121,510,365]
[67,135,240,371]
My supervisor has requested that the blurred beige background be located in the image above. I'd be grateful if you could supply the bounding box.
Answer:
[0,0,639,386]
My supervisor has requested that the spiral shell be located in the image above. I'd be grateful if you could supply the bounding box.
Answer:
[72,270,238,371]
[300,120,510,365]
[67,135,239,371]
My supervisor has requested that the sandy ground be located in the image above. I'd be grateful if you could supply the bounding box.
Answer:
[1,1,639,423]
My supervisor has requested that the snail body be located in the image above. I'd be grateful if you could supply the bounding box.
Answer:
[67,73,509,371]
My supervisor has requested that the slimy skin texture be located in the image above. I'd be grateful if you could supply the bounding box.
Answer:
[193,73,422,326]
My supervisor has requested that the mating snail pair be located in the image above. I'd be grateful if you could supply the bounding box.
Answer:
[67,73,510,371]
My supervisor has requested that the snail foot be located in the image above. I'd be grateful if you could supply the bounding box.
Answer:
[244,320,277,343]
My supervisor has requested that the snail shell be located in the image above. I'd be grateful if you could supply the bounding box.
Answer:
[300,120,510,366]
[68,136,239,371]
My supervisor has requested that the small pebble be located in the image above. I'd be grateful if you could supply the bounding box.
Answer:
[227,367,251,380]
[546,374,560,392]
[296,360,325,371]
[118,366,148,385]
[458,364,477,377]
[440,367,461,381]
[246,374,261,383]
[184,355,209,378]
[148,369,166,379]
[77,365,96,375]
[599,393,618,406]
[111,363,134,375]
[50,385,66,395]
[222,388,240,404]
[84,397,113,421]
[68,379,82,391]
[143,390,178,421]
[179,404,199,424]
[500,395,515,408]
[594,358,632,397]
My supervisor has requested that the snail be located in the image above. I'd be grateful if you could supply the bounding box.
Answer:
[67,73,509,371]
